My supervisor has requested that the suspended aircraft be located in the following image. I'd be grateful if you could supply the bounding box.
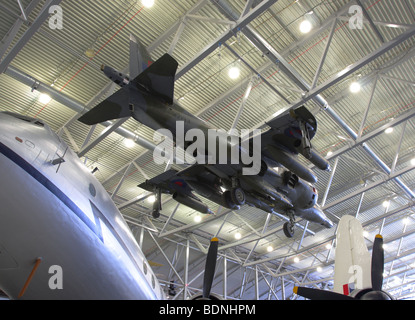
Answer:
[293,215,394,300]
[0,111,164,299]
[78,35,334,237]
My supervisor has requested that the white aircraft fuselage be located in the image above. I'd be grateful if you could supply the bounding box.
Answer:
[0,111,163,299]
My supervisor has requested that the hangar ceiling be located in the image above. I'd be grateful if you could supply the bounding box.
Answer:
[1,0,415,300]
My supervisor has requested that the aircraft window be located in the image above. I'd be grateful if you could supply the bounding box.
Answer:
[34,121,44,127]
[143,261,148,275]
[89,183,96,197]
[151,275,155,289]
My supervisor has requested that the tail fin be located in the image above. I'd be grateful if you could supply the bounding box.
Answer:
[131,53,178,104]
[129,34,153,79]
[78,36,178,126]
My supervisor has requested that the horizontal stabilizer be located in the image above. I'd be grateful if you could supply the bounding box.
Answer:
[78,88,132,125]
[132,53,178,104]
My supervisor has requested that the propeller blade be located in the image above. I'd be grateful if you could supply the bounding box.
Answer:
[202,237,219,299]
[371,234,384,291]
[294,286,354,300]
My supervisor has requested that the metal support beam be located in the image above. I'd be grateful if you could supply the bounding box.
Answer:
[176,0,278,79]
[311,18,337,89]
[229,77,253,132]
[78,118,129,157]
[223,252,227,299]
[0,0,41,60]
[0,0,63,73]
[356,0,385,44]
[184,238,190,300]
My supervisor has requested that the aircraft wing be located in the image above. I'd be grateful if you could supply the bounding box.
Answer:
[138,167,204,202]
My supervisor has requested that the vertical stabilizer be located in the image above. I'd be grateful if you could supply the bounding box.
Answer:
[333,215,371,294]
[129,34,153,79]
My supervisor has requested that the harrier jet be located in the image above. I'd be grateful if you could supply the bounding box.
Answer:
[78,35,333,237]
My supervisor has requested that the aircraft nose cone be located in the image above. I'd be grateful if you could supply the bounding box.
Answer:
[360,291,391,300]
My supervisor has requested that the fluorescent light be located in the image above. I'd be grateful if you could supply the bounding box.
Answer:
[228,66,240,79]
[349,81,361,93]
[299,19,312,33]
[267,245,273,252]
[39,93,52,104]
[234,232,242,240]
[142,0,154,8]
[385,127,394,134]
[382,200,390,208]
[124,138,135,148]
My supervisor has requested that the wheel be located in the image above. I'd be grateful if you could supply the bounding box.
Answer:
[152,209,160,219]
[222,191,239,210]
[283,222,295,238]
[230,187,245,206]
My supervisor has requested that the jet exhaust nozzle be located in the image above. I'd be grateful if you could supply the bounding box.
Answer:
[101,65,130,87]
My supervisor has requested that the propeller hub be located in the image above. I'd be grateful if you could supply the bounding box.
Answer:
[360,291,391,300]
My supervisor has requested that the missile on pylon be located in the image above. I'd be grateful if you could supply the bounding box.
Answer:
[298,147,331,172]
[266,144,317,184]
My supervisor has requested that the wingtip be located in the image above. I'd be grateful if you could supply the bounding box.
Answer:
[375,234,383,239]
[129,34,137,43]
[293,286,298,294]
[211,237,219,242]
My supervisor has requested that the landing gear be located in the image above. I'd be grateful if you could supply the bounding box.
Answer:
[222,191,240,210]
[152,188,162,219]
[221,177,246,209]
[283,210,295,238]
[230,187,245,206]
[283,222,295,238]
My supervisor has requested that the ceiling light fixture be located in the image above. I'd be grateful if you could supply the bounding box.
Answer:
[385,127,394,134]
[194,215,202,223]
[299,19,312,33]
[234,232,242,240]
[39,93,52,104]
[124,138,135,148]
[148,195,156,203]
[267,245,273,252]
[228,66,240,79]
[349,81,361,93]
[142,0,154,8]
